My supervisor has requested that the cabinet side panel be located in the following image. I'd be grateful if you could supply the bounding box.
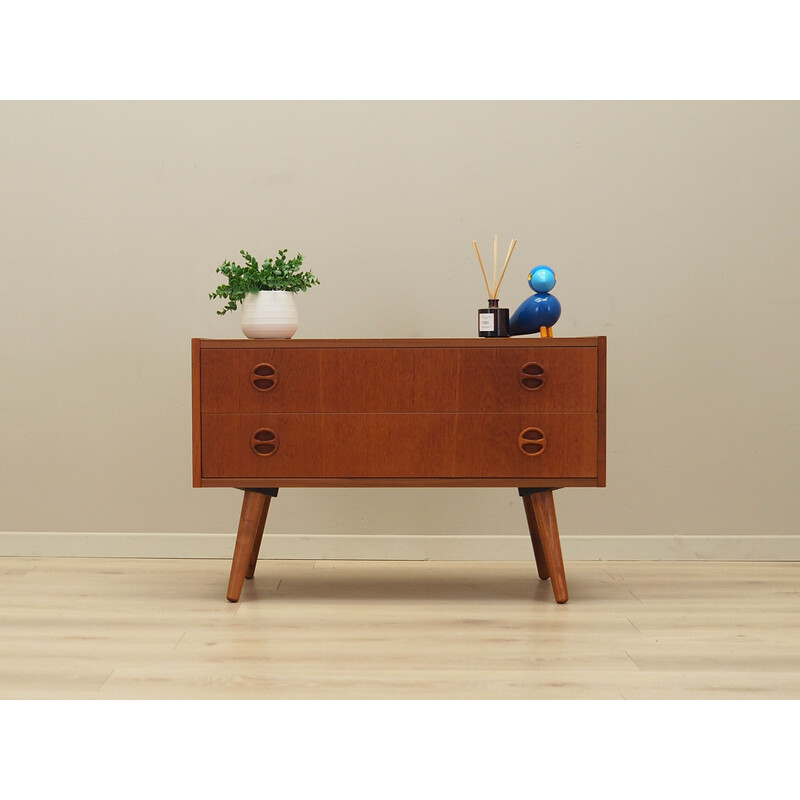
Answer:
[596,336,607,487]
[192,338,202,487]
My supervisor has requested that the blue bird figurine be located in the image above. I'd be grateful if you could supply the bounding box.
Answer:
[508,266,561,337]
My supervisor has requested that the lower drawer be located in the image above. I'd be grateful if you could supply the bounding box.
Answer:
[201,413,599,479]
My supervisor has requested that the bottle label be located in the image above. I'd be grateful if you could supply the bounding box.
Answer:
[479,312,495,332]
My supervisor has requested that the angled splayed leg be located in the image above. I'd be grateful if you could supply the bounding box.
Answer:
[519,488,568,603]
[227,488,278,602]
[246,489,278,579]
[532,490,568,603]
[519,490,549,580]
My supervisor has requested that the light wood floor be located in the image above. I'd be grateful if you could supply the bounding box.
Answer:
[1,557,798,699]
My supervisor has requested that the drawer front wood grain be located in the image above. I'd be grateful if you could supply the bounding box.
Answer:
[200,413,599,479]
[199,346,598,413]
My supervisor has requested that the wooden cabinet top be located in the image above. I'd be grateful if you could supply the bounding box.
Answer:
[194,337,604,349]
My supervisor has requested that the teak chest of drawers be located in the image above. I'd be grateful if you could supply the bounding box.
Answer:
[192,337,606,603]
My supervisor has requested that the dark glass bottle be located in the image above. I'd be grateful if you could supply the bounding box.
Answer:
[477,298,510,337]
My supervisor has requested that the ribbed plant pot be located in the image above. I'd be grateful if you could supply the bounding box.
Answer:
[240,290,298,339]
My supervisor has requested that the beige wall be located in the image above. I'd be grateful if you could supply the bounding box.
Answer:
[1,101,798,557]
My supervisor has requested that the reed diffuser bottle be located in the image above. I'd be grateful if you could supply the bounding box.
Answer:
[473,235,516,338]
[478,298,509,337]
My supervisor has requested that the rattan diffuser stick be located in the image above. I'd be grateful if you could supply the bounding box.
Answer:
[493,238,518,299]
[473,237,518,299]
[472,241,493,298]
[493,234,498,296]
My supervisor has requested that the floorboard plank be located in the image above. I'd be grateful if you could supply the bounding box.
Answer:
[1,557,798,699]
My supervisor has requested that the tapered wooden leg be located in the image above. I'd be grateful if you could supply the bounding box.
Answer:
[530,490,568,603]
[245,495,272,580]
[227,490,269,602]
[521,493,549,580]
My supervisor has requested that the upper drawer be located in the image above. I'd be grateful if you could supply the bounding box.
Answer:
[199,346,598,413]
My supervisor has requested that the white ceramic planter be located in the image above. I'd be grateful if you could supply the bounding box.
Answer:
[240,290,298,339]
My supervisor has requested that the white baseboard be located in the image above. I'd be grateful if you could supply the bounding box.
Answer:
[1,531,799,560]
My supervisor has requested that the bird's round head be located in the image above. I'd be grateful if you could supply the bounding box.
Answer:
[528,266,556,293]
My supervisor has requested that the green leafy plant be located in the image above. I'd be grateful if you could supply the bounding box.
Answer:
[209,249,320,315]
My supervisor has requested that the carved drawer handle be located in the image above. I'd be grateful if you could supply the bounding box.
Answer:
[520,362,546,391]
[518,427,547,456]
[250,428,279,457]
[250,363,278,392]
